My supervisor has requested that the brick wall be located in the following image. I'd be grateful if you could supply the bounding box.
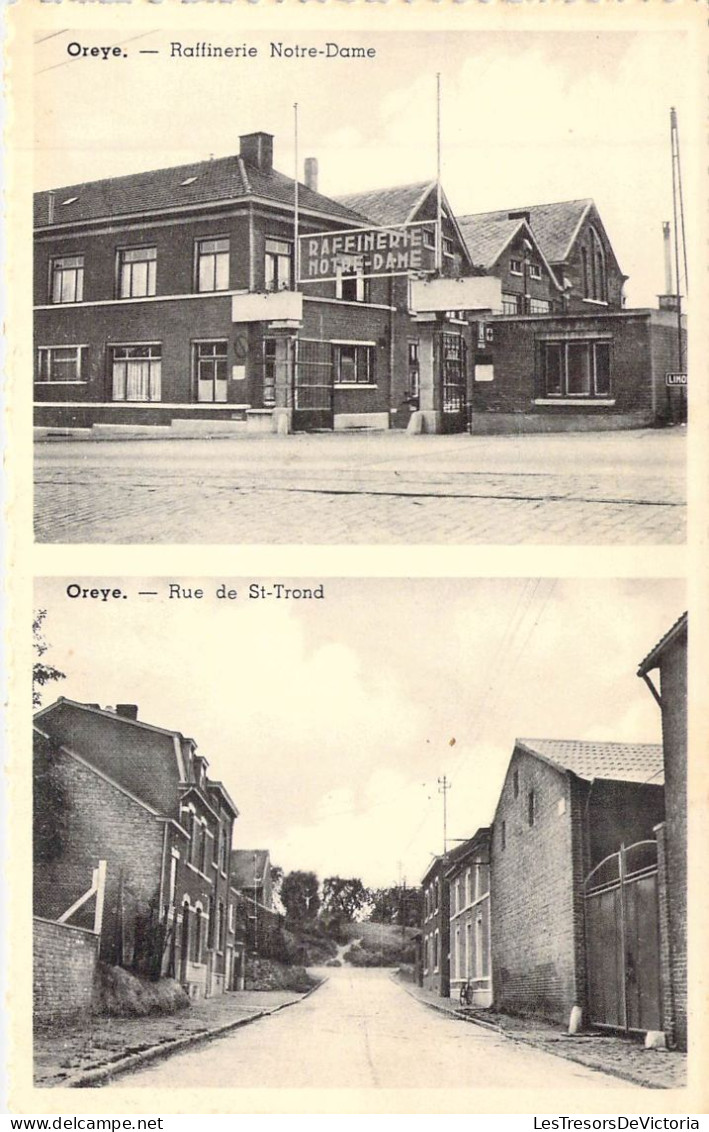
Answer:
[33,917,99,1023]
[659,631,687,1049]
[33,742,165,967]
[491,751,578,1023]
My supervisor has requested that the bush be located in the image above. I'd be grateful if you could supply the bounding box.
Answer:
[245,957,318,994]
[93,964,190,1017]
[346,940,415,968]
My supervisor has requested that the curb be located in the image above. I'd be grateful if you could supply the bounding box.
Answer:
[62,977,326,1089]
[397,978,682,1090]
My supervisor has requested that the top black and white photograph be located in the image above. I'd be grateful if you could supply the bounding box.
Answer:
[32,28,691,545]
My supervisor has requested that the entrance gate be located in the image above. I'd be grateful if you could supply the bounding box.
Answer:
[584,840,662,1034]
[438,331,468,434]
[293,338,334,431]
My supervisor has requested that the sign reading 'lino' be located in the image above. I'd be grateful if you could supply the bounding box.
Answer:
[300,223,437,282]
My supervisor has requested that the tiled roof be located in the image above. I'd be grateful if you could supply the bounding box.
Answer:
[231,848,270,889]
[459,199,593,265]
[34,154,367,228]
[637,612,688,675]
[457,214,527,270]
[516,738,664,785]
[335,181,434,228]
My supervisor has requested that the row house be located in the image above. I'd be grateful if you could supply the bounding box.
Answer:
[445,828,492,1008]
[33,697,238,1000]
[419,856,449,996]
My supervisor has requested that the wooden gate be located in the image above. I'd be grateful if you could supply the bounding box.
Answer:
[584,840,662,1034]
[292,338,334,431]
[438,330,468,433]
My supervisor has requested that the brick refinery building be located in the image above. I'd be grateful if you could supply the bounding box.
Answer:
[34,130,685,436]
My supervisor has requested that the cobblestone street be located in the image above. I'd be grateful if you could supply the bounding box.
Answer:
[34,428,685,544]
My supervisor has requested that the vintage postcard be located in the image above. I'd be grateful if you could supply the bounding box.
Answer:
[4,0,708,1120]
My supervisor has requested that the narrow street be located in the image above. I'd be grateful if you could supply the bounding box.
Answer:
[34,429,685,544]
[113,968,632,1089]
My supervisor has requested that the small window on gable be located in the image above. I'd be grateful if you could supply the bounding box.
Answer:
[501,820,506,850]
[528,790,535,827]
[513,769,519,798]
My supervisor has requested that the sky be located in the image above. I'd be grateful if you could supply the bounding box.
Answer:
[33,577,683,890]
[32,29,693,306]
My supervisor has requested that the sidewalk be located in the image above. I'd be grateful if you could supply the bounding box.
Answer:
[399,979,686,1090]
[34,984,321,1088]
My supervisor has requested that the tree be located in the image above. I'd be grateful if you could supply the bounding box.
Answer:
[368,885,423,927]
[321,876,371,922]
[33,610,65,709]
[281,870,320,923]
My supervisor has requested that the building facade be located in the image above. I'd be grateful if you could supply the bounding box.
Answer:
[638,613,688,1049]
[491,738,665,1030]
[33,697,238,1000]
[420,856,450,996]
[446,828,492,1007]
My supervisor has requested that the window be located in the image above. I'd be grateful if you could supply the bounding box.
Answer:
[117,246,156,298]
[542,340,612,399]
[265,238,293,292]
[582,228,607,302]
[510,258,522,276]
[408,340,420,400]
[465,868,472,907]
[196,237,229,292]
[500,820,506,850]
[37,345,85,384]
[193,908,203,963]
[529,299,551,315]
[194,340,227,403]
[111,344,162,402]
[50,255,84,303]
[201,826,210,874]
[529,263,542,280]
[333,343,374,386]
[219,828,228,872]
[433,931,439,970]
[442,236,455,258]
[229,901,235,934]
[513,769,519,798]
[528,789,535,827]
[263,338,277,406]
[501,293,520,315]
[337,266,368,303]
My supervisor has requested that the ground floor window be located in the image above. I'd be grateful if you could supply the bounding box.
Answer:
[501,293,520,315]
[333,343,375,386]
[407,340,420,401]
[37,345,86,383]
[111,344,162,402]
[529,298,551,314]
[194,340,227,403]
[542,339,611,398]
[263,338,277,406]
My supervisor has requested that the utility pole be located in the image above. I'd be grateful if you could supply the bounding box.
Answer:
[438,775,450,858]
[670,107,687,373]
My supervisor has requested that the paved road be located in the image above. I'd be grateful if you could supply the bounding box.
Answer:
[113,967,630,1089]
[34,429,685,544]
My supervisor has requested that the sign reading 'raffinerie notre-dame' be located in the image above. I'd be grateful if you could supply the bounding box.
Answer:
[300,224,437,281]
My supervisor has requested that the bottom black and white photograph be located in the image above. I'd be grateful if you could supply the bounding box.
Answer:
[29,577,688,1096]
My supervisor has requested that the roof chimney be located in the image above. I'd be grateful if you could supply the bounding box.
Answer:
[304,157,318,193]
[239,132,274,174]
[115,703,139,721]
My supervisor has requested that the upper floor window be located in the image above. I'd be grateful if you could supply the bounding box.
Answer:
[118,246,156,298]
[509,258,523,276]
[50,255,84,303]
[265,238,293,292]
[529,263,542,280]
[582,227,607,302]
[528,790,535,827]
[196,237,229,292]
[337,265,368,303]
[442,236,455,258]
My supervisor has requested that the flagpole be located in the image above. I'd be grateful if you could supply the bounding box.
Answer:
[294,102,300,287]
[436,73,442,275]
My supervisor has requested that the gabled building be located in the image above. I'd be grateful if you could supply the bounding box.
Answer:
[446,827,492,1007]
[231,849,273,910]
[638,613,688,1049]
[491,738,665,1031]
[458,213,562,315]
[33,697,238,999]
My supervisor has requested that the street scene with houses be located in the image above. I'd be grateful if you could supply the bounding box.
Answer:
[32,30,688,545]
[31,580,687,1090]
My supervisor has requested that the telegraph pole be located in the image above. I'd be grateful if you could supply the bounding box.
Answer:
[438,775,450,857]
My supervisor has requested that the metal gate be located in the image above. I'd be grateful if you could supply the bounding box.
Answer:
[584,840,662,1034]
[438,331,468,433]
[293,338,334,431]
